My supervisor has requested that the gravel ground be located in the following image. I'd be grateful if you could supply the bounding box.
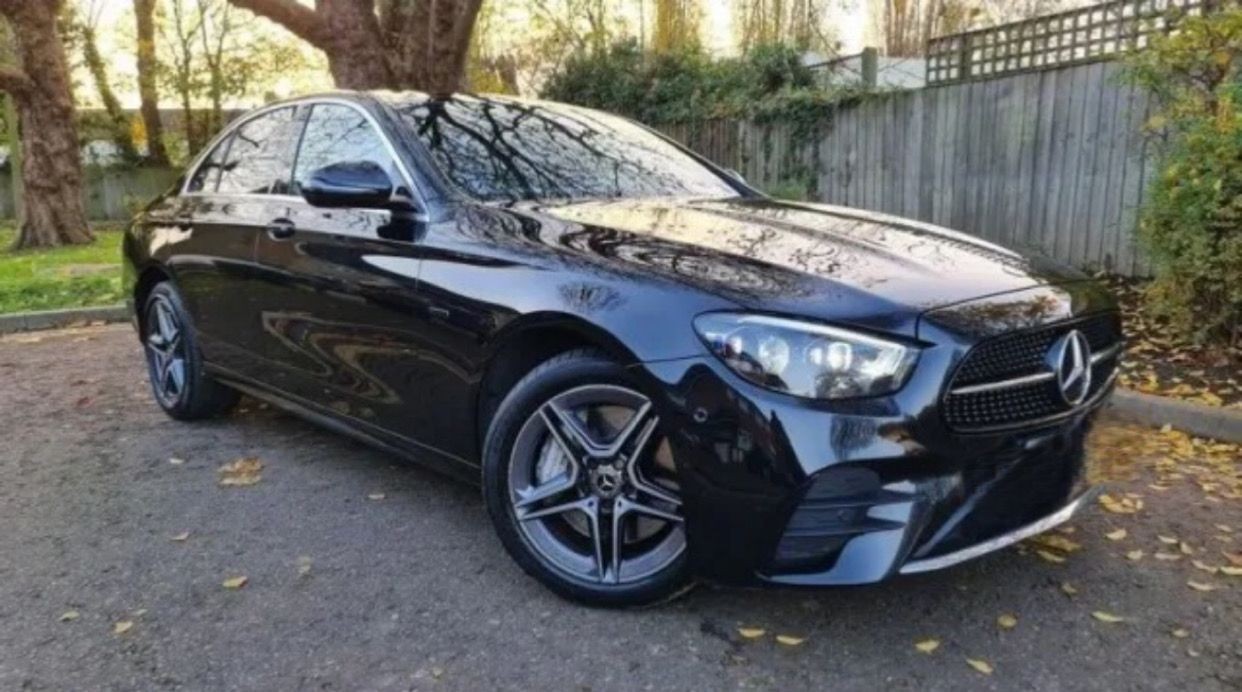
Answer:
[0,324,1239,691]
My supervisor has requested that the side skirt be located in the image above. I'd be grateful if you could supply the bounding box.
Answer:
[206,364,481,486]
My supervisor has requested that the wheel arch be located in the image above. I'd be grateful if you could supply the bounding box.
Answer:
[474,312,642,459]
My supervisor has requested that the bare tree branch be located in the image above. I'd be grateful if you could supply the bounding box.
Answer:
[226,0,328,47]
[0,66,34,97]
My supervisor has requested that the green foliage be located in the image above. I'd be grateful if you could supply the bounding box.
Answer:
[540,40,865,125]
[0,224,124,314]
[1124,4,1242,347]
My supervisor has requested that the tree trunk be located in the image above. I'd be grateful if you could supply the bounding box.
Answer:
[227,0,483,93]
[135,0,169,165]
[78,21,139,162]
[0,1,91,249]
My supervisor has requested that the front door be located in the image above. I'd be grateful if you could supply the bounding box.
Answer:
[252,103,450,459]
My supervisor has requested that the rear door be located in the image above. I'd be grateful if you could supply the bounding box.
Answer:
[170,105,301,380]
[252,102,439,451]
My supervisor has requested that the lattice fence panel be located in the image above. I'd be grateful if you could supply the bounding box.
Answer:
[927,0,1213,84]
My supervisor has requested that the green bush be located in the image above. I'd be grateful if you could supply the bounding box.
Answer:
[540,40,857,124]
[1126,6,1242,347]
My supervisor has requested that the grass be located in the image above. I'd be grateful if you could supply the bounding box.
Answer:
[0,223,125,314]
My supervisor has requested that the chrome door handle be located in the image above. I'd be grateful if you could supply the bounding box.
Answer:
[266,218,296,239]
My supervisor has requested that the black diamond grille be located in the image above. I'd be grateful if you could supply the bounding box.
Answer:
[944,313,1122,431]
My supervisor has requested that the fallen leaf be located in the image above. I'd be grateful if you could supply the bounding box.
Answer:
[1127,550,1144,561]
[775,634,806,646]
[367,492,386,501]
[59,610,80,622]
[1060,581,1078,596]
[1036,549,1066,564]
[297,556,313,576]
[221,576,249,590]
[1186,580,1217,592]
[1224,551,1242,567]
[1171,628,1190,639]
[1092,611,1127,623]
[997,614,1018,629]
[737,627,766,640]
[1106,528,1128,541]
[1155,552,1183,561]
[169,532,190,542]
[1191,560,1218,574]
[168,457,185,466]
[1099,494,1142,514]
[1158,535,1179,545]
[113,621,133,635]
[1217,524,1234,533]
[915,638,940,653]
[1180,542,1195,555]
[218,458,263,487]
[1029,534,1081,553]
[1220,566,1242,577]
[966,658,994,675]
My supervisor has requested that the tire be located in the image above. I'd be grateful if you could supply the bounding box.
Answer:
[141,282,239,421]
[482,349,692,607]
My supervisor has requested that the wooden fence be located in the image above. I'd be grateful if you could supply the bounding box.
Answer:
[0,166,180,221]
[659,59,1156,276]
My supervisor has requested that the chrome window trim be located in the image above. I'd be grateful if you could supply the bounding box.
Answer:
[179,96,427,214]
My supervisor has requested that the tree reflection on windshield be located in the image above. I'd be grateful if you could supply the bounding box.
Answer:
[395,96,738,203]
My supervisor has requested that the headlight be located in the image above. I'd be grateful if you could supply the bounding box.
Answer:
[694,313,918,400]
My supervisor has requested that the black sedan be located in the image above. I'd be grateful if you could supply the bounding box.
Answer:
[123,92,1121,606]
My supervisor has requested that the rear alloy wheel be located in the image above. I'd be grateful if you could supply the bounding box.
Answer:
[484,352,690,606]
[142,283,238,420]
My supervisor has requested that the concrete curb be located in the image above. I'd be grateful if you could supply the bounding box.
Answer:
[1108,389,1242,443]
[0,305,129,334]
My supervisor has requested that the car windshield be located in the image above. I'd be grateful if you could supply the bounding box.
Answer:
[394,96,738,203]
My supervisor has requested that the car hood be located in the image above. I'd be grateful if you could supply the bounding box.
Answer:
[527,196,1087,338]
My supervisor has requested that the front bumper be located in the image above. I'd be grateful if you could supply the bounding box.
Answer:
[633,351,1111,587]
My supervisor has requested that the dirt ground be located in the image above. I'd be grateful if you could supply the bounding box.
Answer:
[0,324,1239,691]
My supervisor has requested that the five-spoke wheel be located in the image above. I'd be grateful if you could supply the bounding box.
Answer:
[140,282,238,420]
[484,351,691,606]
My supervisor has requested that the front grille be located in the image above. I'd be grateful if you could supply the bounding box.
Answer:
[943,313,1122,431]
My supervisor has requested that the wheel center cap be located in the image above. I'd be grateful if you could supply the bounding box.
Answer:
[590,465,624,498]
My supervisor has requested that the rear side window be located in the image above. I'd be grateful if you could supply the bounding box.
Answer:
[186,136,230,193]
[217,107,299,195]
[293,104,398,194]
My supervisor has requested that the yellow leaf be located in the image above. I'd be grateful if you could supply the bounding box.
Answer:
[1217,524,1235,534]
[1186,580,1217,592]
[1036,549,1066,564]
[1158,535,1178,545]
[1180,542,1195,556]
[915,638,940,653]
[218,458,263,487]
[1092,611,1127,623]
[1171,628,1190,639]
[221,576,249,590]
[113,620,134,635]
[170,532,190,542]
[997,614,1018,629]
[1060,581,1078,596]
[59,610,80,622]
[775,634,806,646]
[1127,550,1144,561]
[1155,552,1183,561]
[1220,566,1242,577]
[1029,534,1081,553]
[966,658,994,675]
[1191,560,1218,574]
[737,627,766,640]
[1106,528,1127,541]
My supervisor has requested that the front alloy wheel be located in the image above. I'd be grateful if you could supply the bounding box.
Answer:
[483,351,691,606]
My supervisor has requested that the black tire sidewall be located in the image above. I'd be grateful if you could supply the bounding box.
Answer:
[142,282,233,420]
[482,350,690,608]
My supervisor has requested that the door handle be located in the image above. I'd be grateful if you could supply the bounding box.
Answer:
[266,218,296,239]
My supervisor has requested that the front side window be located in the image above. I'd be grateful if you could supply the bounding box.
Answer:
[293,104,398,194]
[395,97,738,203]
[217,107,299,195]
[186,136,230,193]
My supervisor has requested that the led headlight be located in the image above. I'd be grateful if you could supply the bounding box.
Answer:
[694,313,918,400]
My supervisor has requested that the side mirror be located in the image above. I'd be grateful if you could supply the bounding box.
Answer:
[725,168,748,185]
[300,160,395,209]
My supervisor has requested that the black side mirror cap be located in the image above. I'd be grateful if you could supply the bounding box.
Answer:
[301,160,397,209]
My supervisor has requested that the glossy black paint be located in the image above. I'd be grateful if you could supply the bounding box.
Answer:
[123,92,1119,587]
